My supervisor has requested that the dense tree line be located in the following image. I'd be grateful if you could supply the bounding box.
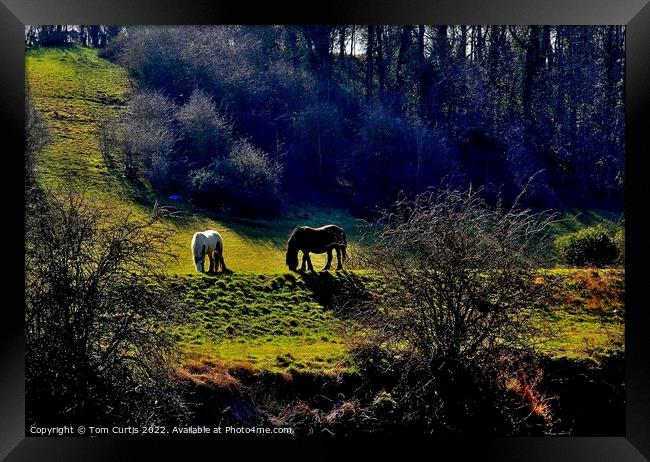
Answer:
[25,25,122,48]
[28,25,624,216]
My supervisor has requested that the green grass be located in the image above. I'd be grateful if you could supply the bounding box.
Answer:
[534,268,624,363]
[26,46,624,371]
[550,209,623,237]
[167,271,367,372]
[27,46,130,197]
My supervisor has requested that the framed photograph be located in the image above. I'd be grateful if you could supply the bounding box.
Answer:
[2,0,649,460]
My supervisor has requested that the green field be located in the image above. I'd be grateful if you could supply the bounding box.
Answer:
[168,272,367,372]
[26,46,624,372]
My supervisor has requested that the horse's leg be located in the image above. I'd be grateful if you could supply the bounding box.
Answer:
[306,253,314,272]
[300,252,307,272]
[219,253,227,272]
[216,252,222,272]
[208,252,215,273]
[335,247,343,270]
[322,249,332,271]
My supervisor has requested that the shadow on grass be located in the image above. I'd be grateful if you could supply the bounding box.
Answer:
[201,269,235,277]
[296,270,375,316]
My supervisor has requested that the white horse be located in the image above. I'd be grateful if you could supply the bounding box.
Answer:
[191,230,227,273]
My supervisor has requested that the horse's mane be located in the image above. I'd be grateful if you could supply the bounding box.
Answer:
[287,227,302,245]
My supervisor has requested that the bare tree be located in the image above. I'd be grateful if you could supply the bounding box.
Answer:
[351,185,559,432]
[116,89,177,185]
[25,185,189,427]
[356,185,557,362]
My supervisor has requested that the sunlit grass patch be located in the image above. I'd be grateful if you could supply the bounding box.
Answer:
[532,268,624,364]
[168,272,353,372]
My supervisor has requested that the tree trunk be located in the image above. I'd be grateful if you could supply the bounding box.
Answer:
[457,25,467,62]
[286,27,300,69]
[417,26,430,121]
[436,26,449,68]
[366,26,375,100]
[396,26,412,92]
[376,26,386,96]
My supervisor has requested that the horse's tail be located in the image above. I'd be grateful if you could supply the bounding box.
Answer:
[216,235,224,271]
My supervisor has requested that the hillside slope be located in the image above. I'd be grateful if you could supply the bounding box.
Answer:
[26,46,360,274]
[26,46,361,369]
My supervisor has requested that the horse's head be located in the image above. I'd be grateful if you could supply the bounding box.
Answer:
[286,229,300,271]
[286,245,299,271]
[194,255,205,273]
[192,237,206,273]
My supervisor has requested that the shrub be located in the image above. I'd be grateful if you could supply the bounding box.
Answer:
[555,225,619,267]
[613,229,625,265]
[187,165,225,209]
[357,186,556,361]
[187,140,282,218]
[116,90,177,187]
[176,89,233,166]
[25,84,50,187]
[25,185,189,427]
[224,140,282,216]
[96,109,118,168]
[352,186,558,433]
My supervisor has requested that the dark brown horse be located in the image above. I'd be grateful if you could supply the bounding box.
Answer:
[286,224,347,272]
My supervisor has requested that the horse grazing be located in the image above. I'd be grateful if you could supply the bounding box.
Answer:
[286,224,347,272]
[191,230,227,273]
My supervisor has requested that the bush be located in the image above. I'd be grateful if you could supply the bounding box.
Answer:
[187,165,224,209]
[25,186,189,427]
[224,140,283,216]
[613,229,625,265]
[176,89,233,166]
[25,84,49,187]
[352,186,558,433]
[555,225,619,267]
[187,140,282,218]
[116,90,177,187]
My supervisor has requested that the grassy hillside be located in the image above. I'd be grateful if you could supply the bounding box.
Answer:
[26,46,624,371]
[26,46,362,274]
[169,271,376,372]
[171,268,623,372]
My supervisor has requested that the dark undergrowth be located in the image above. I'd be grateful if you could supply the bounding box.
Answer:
[176,349,624,436]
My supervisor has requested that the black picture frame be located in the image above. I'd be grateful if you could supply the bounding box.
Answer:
[2,1,649,460]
